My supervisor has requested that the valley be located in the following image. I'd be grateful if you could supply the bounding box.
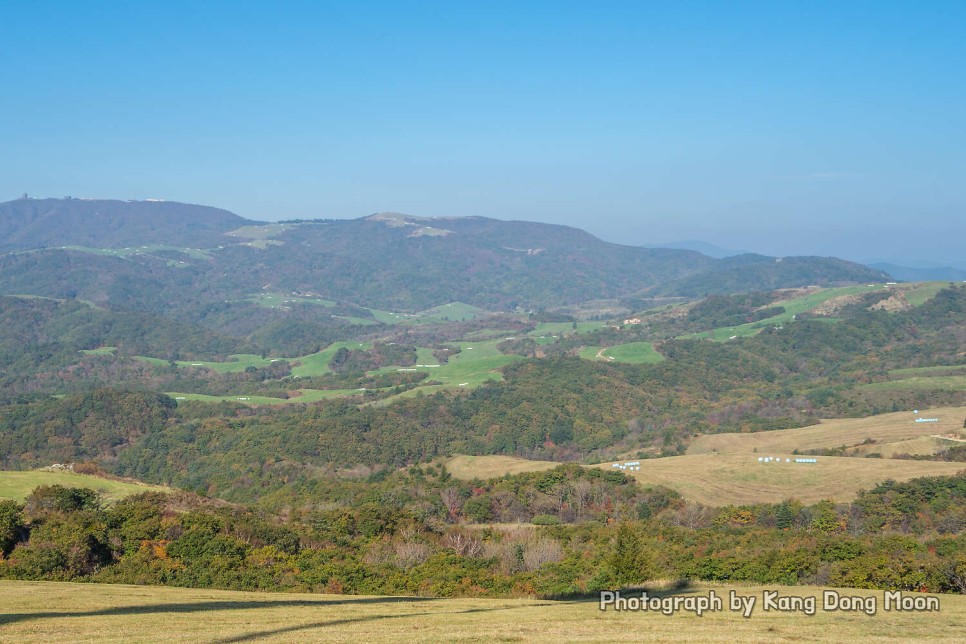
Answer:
[0,197,963,617]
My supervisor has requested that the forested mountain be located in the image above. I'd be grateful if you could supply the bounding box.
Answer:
[0,197,249,250]
[0,199,889,311]
[653,254,891,297]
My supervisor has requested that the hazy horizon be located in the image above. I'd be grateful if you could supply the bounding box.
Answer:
[2,2,963,266]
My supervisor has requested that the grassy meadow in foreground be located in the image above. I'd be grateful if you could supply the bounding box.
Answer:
[0,580,962,643]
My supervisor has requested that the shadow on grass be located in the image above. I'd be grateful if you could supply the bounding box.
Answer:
[211,603,554,643]
[1,590,562,643]
[0,595,438,627]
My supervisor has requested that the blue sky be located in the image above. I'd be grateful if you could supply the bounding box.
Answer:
[1,1,963,265]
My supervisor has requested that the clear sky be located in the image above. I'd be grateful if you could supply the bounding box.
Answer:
[2,1,963,265]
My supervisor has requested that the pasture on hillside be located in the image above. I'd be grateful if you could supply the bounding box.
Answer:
[367,302,486,325]
[861,375,966,392]
[61,245,213,261]
[247,292,336,308]
[289,341,373,377]
[137,353,277,373]
[146,336,525,406]
[0,471,168,503]
[165,388,370,406]
[372,340,523,403]
[686,407,966,456]
[598,454,966,506]
[443,452,965,506]
[597,342,664,364]
[684,284,884,342]
[445,455,560,479]
[0,580,962,643]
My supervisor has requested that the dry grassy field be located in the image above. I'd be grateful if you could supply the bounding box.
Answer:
[597,454,965,505]
[445,409,966,505]
[686,407,966,456]
[446,454,965,506]
[445,455,560,479]
[1,580,963,643]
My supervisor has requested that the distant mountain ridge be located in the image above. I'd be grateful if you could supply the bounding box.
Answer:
[641,240,749,259]
[0,197,251,250]
[867,262,966,282]
[0,198,891,311]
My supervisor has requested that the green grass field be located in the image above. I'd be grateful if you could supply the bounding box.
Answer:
[80,346,117,356]
[366,308,412,324]
[166,388,371,406]
[599,342,664,364]
[528,321,607,345]
[903,282,949,307]
[0,471,168,503]
[375,340,524,403]
[331,315,380,325]
[366,302,487,325]
[414,347,440,365]
[141,337,519,406]
[0,580,962,643]
[289,341,372,377]
[224,224,296,248]
[578,342,664,365]
[862,375,966,392]
[415,301,486,322]
[247,292,336,308]
[136,354,278,373]
[889,365,966,377]
[60,245,213,261]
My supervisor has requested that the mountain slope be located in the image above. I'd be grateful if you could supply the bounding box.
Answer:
[0,197,251,250]
[868,262,966,282]
[0,200,892,311]
[652,254,890,296]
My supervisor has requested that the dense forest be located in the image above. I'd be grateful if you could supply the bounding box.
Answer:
[1,470,965,597]
[0,287,962,502]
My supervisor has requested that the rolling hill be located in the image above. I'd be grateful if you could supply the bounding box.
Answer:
[0,199,891,312]
[652,254,891,297]
[686,407,966,456]
[0,197,249,250]
[600,453,965,505]
[444,451,966,506]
